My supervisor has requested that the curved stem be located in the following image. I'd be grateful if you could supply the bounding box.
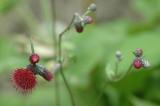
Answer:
[94,63,133,106]
[57,15,76,106]
[120,63,133,79]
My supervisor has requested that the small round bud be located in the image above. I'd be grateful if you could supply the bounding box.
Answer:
[134,48,143,57]
[133,58,142,69]
[83,16,93,24]
[29,53,40,64]
[115,50,123,61]
[88,3,96,12]
[75,25,83,33]
[74,22,84,33]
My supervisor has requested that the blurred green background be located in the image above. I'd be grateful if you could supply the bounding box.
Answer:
[0,0,160,106]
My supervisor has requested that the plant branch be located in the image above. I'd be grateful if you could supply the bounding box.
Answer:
[27,35,35,54]
[57,15,76,106]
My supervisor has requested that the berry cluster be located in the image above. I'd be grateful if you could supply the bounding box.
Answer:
[133,48,150,69]
[74,3,96,33]
[11,53,53,94]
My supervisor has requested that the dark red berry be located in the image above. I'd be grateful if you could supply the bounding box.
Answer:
[11,68,36,94]
[75,25,83,33]
[29,54,40,64]
[133,58,142,69]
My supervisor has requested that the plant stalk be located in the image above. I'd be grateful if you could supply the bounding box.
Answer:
[57,15,76,106]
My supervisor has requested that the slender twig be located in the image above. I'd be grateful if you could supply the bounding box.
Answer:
[123,63,133,77]
[57,15,76,106]
[127,64,133,73]
[28,36,35,54]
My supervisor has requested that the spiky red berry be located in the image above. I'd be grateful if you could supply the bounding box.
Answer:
[11,68,36,94]
[41,70,53,81]
[133,58,142,69]
[29,54,40,64]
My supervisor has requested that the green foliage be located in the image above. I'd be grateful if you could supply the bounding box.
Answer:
[0,0,21,13]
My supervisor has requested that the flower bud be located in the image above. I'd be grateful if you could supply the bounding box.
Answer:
[83,16,93,24]
[134,48,143,57]
[88,3,96,12]
[115,50,123,61]
[75,25,84,33]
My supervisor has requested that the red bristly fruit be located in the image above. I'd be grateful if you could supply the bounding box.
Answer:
[11,68,36,94]
[29,53,40,64]
[133,58,142,69]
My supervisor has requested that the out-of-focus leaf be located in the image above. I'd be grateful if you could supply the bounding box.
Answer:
[0,0,21,13]
[0,36,27,73]
[131,96,159,106]
[132,0,160,22]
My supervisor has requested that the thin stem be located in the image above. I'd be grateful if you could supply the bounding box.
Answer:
[82,10,91,17]
[57,15,76,106]
[124,63,133,76]
[28,35,35,54]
